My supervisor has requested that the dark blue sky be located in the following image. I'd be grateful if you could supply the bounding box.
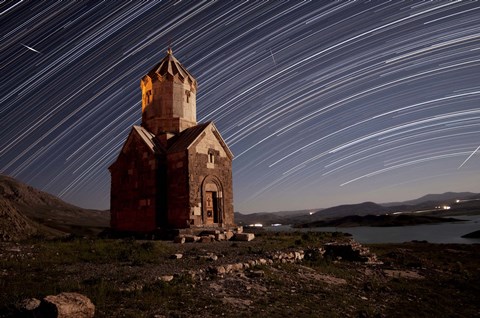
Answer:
[1,1,479,213]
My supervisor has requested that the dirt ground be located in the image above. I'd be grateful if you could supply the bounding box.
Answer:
[1,231,479,317]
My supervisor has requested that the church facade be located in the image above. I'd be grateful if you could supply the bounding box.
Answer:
[109,48,234,232]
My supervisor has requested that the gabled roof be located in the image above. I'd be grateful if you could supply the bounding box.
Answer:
[109,126,165,170]
[167,122,211,154]
[111,122,233,170]
[131,125,164,153]
[147,48,197,87]
[168,122,234,159]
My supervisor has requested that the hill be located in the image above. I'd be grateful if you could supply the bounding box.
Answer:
[234,210,309,226]
[381,192,478,207]
[294,214,464,228]
[0,175,109,240]
[237,192,480,226]
[310,202,386,221]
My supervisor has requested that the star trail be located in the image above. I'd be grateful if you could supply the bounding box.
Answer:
[1,1,479,213]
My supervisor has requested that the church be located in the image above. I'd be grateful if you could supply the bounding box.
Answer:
[109,48,234,232]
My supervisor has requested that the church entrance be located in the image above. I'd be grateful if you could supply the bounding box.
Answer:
[202,176,223,226]
[205,191,218,225]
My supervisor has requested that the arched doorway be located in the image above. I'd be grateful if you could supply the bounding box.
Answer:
[201,175,224,226]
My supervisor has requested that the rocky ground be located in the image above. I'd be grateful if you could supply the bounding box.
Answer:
[1,231,479,317]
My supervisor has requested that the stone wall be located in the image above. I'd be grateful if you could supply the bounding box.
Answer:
[142,74,197,135]
[187,126,234,227]
[166,151,190,228]
[110,133,158,232]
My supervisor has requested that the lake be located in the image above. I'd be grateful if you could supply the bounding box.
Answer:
[265,215,480,244]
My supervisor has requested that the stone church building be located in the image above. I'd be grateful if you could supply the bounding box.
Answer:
[109,48,234,232]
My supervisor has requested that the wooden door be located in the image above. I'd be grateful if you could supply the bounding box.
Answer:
[205,191,214,225]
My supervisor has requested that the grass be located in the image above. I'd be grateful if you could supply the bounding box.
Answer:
[1,234,479,317]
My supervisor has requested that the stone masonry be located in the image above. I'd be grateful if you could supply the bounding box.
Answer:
[109,48,234,232]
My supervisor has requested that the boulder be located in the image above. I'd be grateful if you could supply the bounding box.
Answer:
[234,233,255,241]
[38,292,95,318]
[183,235,198,242]
[200,236,213,243]
[173,236,186,244]
[231,263,244,272]
[208,254,218,261]
[215,233,226,241]
[201,229,220,235]
[17,298,41,311]
[214,266,226,275]
[158,275,174,282]
[225,230,234,240]
[170,253,183,259]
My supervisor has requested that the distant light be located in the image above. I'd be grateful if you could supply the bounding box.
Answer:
[271,223,282,227]
[309,212,314,215]
[442,205,451,210]
[248,223,263,227]
[456,199,460,203]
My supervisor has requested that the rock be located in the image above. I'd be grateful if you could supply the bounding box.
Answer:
[294,251,305,261]
[39,292,95,318]
[170,253,183,259]
[324,241,376,262]
[250,270,265,277]
[201,229,220,235]
[187,270,197,279]
[234,233,255,241]
[208,254,218,261]
[215,266,226,275]
[200,236,213,243]
[225,230,234,240]
[231,263,244,272]
[183,235,198,242]
[17,298,41,311]
[158,275,174,282]
[173,236,186,244]
[215,233,225,241]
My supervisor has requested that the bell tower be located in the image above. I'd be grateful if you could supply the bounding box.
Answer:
[141,48,197,135]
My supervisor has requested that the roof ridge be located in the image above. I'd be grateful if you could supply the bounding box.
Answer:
[147,49,196,86]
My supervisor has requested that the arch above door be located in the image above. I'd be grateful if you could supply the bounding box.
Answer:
[201,175,224,226]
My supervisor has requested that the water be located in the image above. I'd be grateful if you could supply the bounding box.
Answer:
[265,215,480,244]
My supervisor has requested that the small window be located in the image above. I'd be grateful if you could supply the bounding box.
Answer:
[208,152,214,164]
[144,90,152,104]
[185,90,190,103]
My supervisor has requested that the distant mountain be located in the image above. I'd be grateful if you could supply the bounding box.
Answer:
[234,210,308,226]
[237,192,480,226]
[381,192,478,207]
[0,175,109,240]
[308,202,387,222]
[295,214,464,228]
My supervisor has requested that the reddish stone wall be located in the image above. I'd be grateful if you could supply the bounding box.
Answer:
[166,151,190,228]
[110,125,234,231]
[110,134,159,232]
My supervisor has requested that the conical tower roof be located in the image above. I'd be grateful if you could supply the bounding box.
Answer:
[147,48,197,88]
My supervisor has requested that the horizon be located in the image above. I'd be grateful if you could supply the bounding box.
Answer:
[3,172,477,215]
[1,2,479,213]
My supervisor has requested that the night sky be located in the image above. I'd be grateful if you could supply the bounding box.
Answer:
[1,1,479,213]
